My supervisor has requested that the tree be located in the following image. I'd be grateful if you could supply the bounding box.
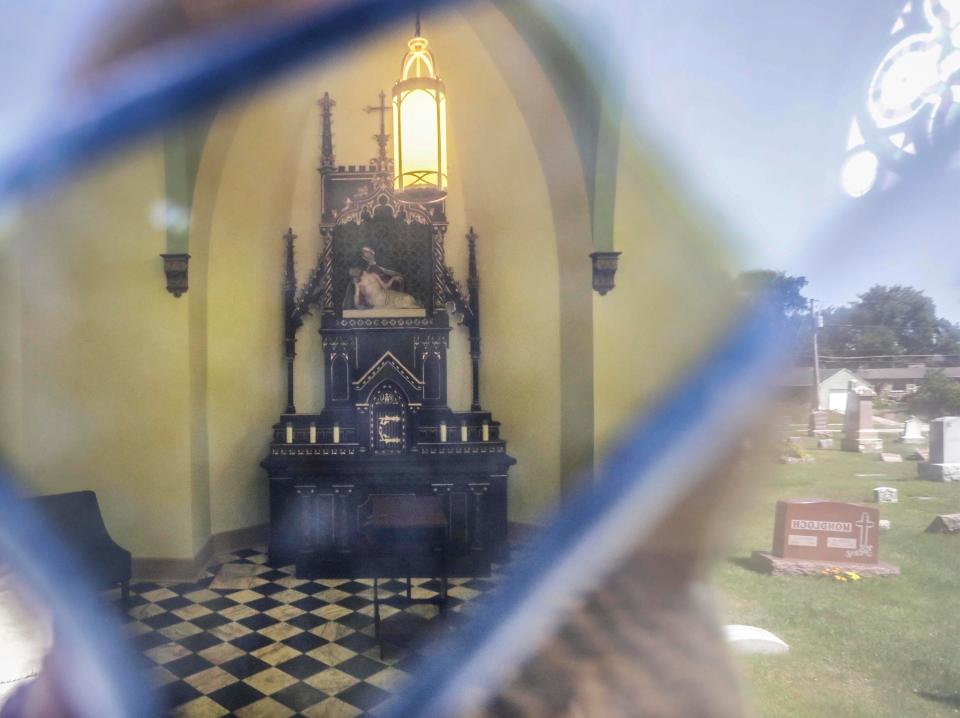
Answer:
[737,271,811,343]
[911,369,960,418]
[819,285,960,358]
[737,270,809,320]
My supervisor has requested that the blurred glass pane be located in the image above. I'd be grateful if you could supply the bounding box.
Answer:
[1,1,958,716]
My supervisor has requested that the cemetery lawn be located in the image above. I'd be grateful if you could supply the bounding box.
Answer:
[712,438,960,717]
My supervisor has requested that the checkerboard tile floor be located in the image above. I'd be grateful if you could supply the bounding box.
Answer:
[114,548,504,717]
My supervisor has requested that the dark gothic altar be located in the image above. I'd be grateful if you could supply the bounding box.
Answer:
[261,87,514,578]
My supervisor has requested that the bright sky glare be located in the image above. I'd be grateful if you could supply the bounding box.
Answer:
[613,0,960,320]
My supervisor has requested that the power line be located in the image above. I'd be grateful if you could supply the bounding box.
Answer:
[817,354,960,360]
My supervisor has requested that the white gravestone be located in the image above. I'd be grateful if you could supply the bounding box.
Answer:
[723,625,789,655]
[899,416,924,444]
[918,417,960,482]
[874,486,898,503]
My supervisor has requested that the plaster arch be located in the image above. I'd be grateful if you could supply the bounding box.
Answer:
[460,5,596,496]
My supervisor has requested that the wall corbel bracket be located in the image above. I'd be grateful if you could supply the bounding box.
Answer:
[589,251,621,295]
[160,253,190,297]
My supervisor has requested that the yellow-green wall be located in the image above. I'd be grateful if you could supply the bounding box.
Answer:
[1,145,197,558]
[0,2,742,562]
[0,3,580,561]
[593,117,740,464]
[0,210,24,476]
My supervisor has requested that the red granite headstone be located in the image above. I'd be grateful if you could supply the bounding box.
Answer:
[772,499,879,564]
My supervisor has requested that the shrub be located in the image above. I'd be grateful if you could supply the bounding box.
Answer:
[782,439,810,459]
[911,369,960,418]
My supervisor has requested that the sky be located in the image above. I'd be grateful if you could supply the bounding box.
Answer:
[592,0,960,321]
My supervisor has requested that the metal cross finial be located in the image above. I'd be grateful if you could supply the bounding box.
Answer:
[415,11,421,37]
[363,90,391,171]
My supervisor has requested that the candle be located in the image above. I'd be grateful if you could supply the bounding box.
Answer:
[482,421,489,442]
[461,422,468,442]
[440,421,447,442]
[285,423,294,444]
[333,422,340,444]
[309,423,317,444]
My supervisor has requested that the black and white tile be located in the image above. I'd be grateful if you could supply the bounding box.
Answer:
[114,548,503,717]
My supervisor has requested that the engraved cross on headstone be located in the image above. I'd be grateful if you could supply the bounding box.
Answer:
[364,90,391,171]
[856,511,875,545]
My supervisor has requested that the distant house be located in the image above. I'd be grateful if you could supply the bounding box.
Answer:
[782,365,960,408]
[781,367,872,413]
[858,365,960,399]
[819,369,873,411]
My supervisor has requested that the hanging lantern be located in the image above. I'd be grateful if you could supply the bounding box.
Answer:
[392,25,447,202]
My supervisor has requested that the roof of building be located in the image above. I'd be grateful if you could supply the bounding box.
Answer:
[858,366,960,380]
[783,365,960,386]
[781,367,868,388]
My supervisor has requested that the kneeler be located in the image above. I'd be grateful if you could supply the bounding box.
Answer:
[360,494,449,658]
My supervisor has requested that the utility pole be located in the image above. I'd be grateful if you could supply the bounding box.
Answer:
[811,298,822,410]
[808,298,827,436]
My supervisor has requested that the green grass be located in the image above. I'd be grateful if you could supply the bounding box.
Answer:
[711,437,960,717]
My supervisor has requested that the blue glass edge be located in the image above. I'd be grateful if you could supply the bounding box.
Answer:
[0,0,463,202]
[0,468,160,716]
[385,302,786,717]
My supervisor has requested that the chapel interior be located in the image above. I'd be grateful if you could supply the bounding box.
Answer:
[0,2,748,715]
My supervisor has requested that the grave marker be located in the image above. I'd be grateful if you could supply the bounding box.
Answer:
[925,514,960,533]
[873,486,898,503]
[808,410,828,438]
[899,416,924,444]
[841,389,882,453]
[918,417,960,481]
[723,625,789,655]
[752,499,899,576]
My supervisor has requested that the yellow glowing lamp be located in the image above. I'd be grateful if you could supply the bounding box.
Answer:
[392,28,447,202]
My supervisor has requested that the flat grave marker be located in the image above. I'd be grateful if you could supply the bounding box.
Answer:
[926,514,960,533]
[873,487,898,503]
[723,625,789,655]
